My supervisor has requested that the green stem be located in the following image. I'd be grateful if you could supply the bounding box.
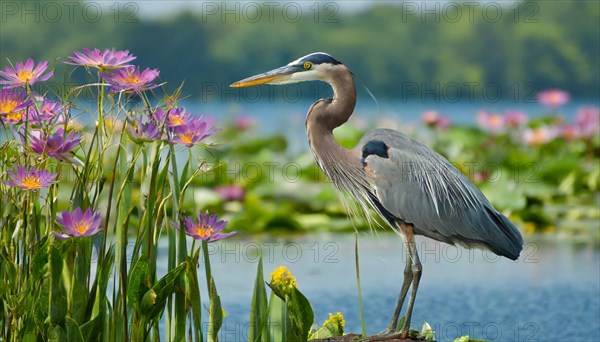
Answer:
[168,144,187,340]
[201,240,212,291]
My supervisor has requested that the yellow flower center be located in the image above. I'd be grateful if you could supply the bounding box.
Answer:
[169,116,185,126]
[17,70,34,83]
[21,175,42,189]
[180,133,194,144]
[193,224,213,239]
[4,111,23,122]
[122,73,142,85]
[73,221,92,235]
[0,100,18,113]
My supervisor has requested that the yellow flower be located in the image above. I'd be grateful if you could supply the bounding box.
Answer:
[325,312,345,328]
[270,266,298,292]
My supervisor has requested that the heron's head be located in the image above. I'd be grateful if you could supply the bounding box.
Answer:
[230,52,344,88]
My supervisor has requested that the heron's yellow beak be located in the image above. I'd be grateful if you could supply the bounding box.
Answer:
[230,65,299,88]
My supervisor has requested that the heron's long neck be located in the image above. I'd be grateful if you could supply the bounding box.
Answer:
[307,67,356,132]
[306,67,361,185]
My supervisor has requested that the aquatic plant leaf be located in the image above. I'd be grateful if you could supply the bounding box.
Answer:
[185,248,204,342]
[65,316,84,342]
[248,257,269,342]
[208,276,223,342]
[285,286,314,342]
[127,256,150,313]
[49,245,67,325]
[141,262,186,319]
[267,292,287,342]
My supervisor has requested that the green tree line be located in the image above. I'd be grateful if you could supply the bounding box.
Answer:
[1,0,598,99]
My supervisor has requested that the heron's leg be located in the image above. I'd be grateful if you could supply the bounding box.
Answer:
[400,224,422,338]
[385,239,413,333]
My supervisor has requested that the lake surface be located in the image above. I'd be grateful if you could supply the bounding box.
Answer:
[156,233,600,342]
[184,98,600,153]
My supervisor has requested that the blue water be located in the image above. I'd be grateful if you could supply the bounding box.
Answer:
[184,98,599,153]
[157,233,600,342]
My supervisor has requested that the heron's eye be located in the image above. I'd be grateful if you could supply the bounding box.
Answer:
[303,62,312,70]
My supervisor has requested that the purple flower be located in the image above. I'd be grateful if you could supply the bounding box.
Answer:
[537,89,570,108]
[3,165,57,190]
[126,116,161,144]
[54,208,102,239]
[155,107,190,127]
[0,88,32,124]
[29,128,81,162]
[66,48,136,69]
[215,185,245,201]
[100,66,160,93]
[169,116,217,147]
[177,211,235,242]
[504,110,528,127]
[0,58,53,88]
[576,106,599,138]
[28,98,63,124]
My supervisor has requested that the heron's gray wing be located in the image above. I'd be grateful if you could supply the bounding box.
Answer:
[359,129,523,260]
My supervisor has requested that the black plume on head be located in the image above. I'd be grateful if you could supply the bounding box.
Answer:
[297,52,342,66]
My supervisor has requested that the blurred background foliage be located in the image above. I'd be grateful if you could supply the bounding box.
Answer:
[1,0,598,99]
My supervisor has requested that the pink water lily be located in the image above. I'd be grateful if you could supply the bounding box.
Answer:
[560,124,581,140]
[575,106,599,138]
[477,111,504,134]
[234,114,254,131]
[0,58,53,88]
[504,111,528,127]
[215,185,245,201]
[537,89,570,108]
[522,126,558,145]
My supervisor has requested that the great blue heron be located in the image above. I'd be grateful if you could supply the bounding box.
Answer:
[231,52,524,339]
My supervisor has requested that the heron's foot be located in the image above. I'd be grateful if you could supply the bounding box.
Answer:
[364,330,404,341]
[365,327,421,341]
